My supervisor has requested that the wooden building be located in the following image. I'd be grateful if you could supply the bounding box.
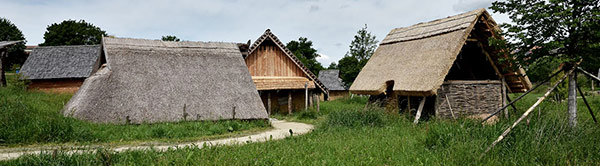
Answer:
[350,9,532,120]
[245,29,328,114]
[20,45,102,93]
[318,69,348,100]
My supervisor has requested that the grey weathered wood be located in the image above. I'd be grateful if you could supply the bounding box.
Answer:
[568,71,577,128]
[502,78,508,119]
[578,67,600,82]
[288,91,292,115]
[267,92,271,115]
[413,97,426,124]
[0,49,6,87]
[316,92,320,112]
[482,67,573,157]
[305,82,308,110]
[445,94,456,120]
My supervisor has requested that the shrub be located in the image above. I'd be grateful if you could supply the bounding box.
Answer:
[324,108,385,128]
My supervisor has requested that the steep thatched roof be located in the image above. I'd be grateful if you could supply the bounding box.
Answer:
[0,41,22,48]
[20,45,102,80]
[247,29,329,95]
[64,37,268,124]
[318,69,346,91]
[350,9,532,96]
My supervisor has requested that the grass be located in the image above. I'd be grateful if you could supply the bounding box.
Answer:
[0,75,271,148]
[3,92,600,165]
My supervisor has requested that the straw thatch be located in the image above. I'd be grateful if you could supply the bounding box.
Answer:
[64,37,268,124]
[350,8,532,96]
[318,69,346,91]
[20,45,102,80]
[0,41,22,49]
[247,29,329,95]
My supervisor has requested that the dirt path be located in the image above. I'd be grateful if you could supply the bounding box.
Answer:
[0,120,313,161]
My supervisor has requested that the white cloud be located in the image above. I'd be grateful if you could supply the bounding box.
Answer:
[316,53,332,65]
[0,0,514,65]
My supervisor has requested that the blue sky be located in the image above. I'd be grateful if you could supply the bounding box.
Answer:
[0,0,509,65]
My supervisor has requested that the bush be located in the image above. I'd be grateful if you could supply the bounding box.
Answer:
[298,110,319,120]
[324,109,385,128]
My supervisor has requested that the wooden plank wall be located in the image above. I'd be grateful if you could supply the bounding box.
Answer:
[246,43,306,77]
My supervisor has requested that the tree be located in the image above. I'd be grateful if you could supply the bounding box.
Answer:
[161,35,180,42]
[0,18,26,66]
[0,18,26,86]
[347,24,378,62]
[327,62,338,69]
[286,37,324,76]
[40,20,106,46]
[491,0,600,127]
[337,24,378,86]
[338,56,360,87]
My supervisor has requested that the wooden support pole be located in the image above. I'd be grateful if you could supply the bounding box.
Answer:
[305,82,308,110]
[506,94,518,113]
[568,71,577,128]
[0,49,7,87]
[267,92,271,115]
[502,78,508,119]
[578,67,600,82]
[407,97,411,114]
[481,68,564,123]
[413,97,426,124]
[482,67,573,157]
[316,92,320,112]
[288,91,292,115]
[445,94,456,120]
[576,81,597,124]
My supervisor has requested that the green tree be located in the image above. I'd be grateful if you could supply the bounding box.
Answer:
[161,35,180,42]
[40,20,106,46]
[491,0,600,128]
[338,56,360,87]
[0,18,26,68]
[286,37,324,75]
[337,24,378,86]
[327,62,338,69]
[347,24,378,62]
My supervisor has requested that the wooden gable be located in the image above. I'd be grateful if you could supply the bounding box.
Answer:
[245,40,306,77]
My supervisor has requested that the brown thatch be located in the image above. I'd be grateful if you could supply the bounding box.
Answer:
[350,9,532,96]
[0,41,22,48]
[20,45,102,80]
[64,37,268,124]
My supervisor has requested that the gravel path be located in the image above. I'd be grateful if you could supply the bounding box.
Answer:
[0,120,313,161]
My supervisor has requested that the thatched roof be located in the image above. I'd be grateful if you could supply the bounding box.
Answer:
[0,41,22,49]
[350,9,532,96]
[64,37,268,124]
[318,69,346,91]
[20,45,102,80]
[247,29,329,95]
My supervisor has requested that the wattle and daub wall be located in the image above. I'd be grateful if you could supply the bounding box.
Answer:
[434,80,502,118]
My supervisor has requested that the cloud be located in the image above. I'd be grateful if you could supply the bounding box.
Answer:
[452,0,494,12]
[0,0,514,65]
[316,53,333,65]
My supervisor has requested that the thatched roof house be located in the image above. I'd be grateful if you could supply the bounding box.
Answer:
[20,45,102,93]
[318,69,348,100]
[244,29,327,114]
[350,9,532,119]
[64,37,267,124]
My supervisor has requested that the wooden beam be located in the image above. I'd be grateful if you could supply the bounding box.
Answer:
[502,78,508,119]
[482,67,574,157]
[267,92,271,115]
[578,67,600,82]
[476,42,503,80]
[466,38,478,42]
[288,91,292,115]
[413,97,426,124]
[577,81,597,123]
[305,82,308,110]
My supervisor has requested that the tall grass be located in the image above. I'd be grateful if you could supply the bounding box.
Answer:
[0,84,269,147]
[3,93,600,165]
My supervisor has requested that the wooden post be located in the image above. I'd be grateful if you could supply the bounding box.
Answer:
[288,91,292,115]
[445,94,456,120]
[482,67,573,157]
[413,97,426,124]
[304,82,308,110]
[0,49,7,87]
[577,81,597,123]
[267,92,271,115]
[502,78,508,119]
[316,93,320,112]
[568,71,577,128]
[407,97,411,114]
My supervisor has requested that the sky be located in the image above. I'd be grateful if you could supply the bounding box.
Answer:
[0,0,510,66]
